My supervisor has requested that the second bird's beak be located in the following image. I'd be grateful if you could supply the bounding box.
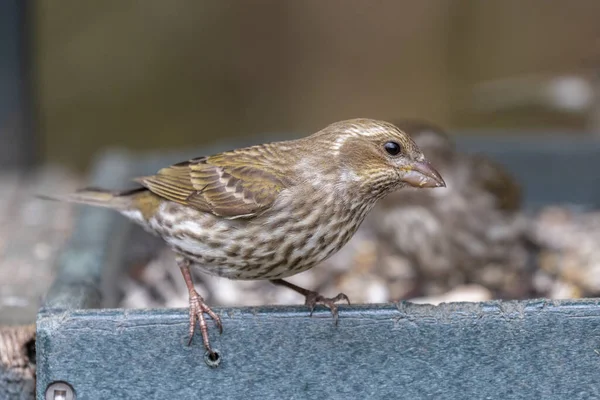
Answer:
[401,160,446,188]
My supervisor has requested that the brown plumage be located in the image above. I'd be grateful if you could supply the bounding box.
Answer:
[42,118,445,357]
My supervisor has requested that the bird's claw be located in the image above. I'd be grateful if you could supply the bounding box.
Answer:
[305,291,351,325]
[187,290,222,356]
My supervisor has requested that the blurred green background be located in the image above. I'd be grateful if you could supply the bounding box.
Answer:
[32,0,600,170]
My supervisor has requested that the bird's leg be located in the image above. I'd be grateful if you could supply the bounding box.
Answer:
[270,279,350,325]
[178,257,222,357]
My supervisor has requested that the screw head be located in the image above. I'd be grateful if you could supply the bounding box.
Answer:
[45,381,75,400]
[204,349,222,368]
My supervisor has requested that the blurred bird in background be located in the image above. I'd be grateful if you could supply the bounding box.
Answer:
[363,120,531,301]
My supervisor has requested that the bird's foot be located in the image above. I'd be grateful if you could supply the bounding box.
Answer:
[270,279,351,325]
[187,289,223,358]
[305,291,351,325]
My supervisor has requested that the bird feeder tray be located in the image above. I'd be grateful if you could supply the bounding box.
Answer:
[37,134,600,399]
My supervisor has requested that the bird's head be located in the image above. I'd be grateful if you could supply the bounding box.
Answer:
[311,118,446,197]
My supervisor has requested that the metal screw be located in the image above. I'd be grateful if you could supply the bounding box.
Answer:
[45,381,75,400]
[204,349,222,368]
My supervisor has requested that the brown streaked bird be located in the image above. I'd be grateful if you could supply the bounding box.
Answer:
[41,118,445,357]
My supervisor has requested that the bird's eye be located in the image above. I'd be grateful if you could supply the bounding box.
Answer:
[384,141,402,156]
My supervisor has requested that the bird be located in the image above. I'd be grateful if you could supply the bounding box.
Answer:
[40,118,446,357]
[368,119,528,299]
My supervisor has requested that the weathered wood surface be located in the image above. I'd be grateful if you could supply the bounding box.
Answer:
[0,325,35,400]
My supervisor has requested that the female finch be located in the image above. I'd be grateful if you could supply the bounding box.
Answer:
[42,118,445,357]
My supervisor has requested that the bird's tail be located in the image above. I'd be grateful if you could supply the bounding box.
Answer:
[37,186,147,211]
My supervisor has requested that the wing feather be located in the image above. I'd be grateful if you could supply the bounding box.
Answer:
[135,148,292,218]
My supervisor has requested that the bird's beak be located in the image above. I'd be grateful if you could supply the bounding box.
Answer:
[401,160,446,188]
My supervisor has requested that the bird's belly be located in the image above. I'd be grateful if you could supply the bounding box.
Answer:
[150,216,262,279]
[161,225,348,281]
[149,200,368,280]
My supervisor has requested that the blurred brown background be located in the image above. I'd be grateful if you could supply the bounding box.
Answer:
[33,0,600,170]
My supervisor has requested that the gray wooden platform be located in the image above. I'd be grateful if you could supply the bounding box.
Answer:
[36,137,600,400]
[37,300,600,400]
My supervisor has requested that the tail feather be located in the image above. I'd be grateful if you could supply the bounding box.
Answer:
[36,186,146,211]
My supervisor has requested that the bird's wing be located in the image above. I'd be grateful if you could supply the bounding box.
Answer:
[135,147,291,218]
